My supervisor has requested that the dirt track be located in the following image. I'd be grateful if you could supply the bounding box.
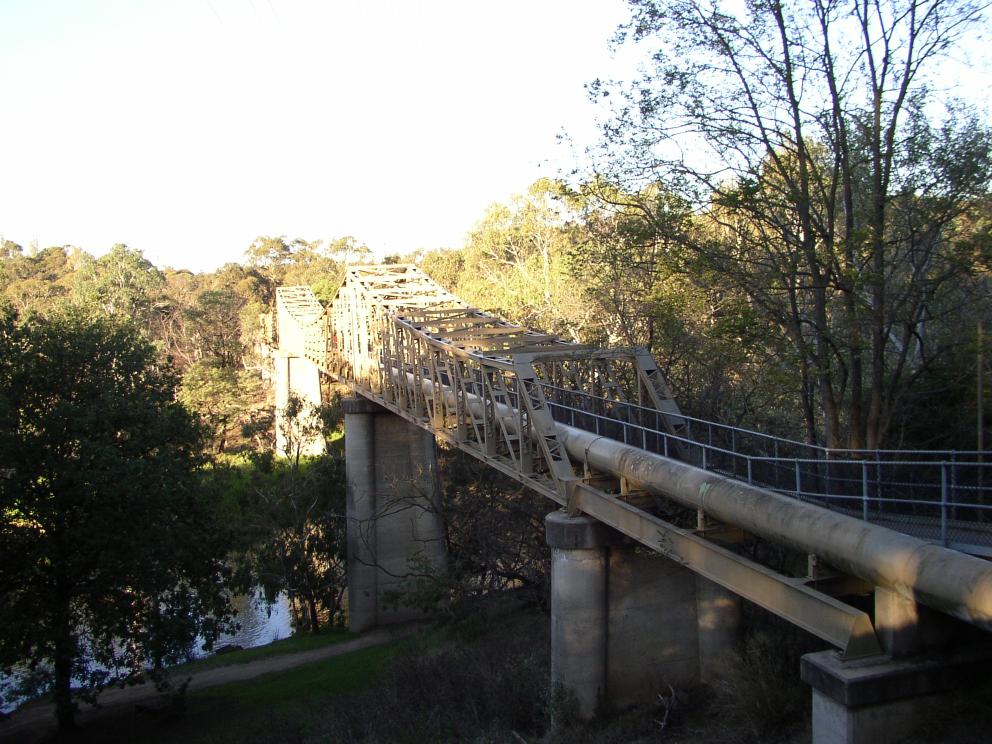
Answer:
[0,625,420,743]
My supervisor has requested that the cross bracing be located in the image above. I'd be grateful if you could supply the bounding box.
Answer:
[274,265,992,659]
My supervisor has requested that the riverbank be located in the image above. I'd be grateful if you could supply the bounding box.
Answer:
[6,602,991,743]
[0,624,422,743]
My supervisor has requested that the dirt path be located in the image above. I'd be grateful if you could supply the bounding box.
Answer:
[0,624,422,743]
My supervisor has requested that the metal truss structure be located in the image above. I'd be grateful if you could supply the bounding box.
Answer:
[275,265,992,660]
[284,265,689,499]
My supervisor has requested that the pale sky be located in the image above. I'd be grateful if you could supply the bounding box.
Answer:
[0,0,631,271]
[2,2,988,274]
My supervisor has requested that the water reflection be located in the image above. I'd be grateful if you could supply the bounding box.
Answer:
[214,591,294,650]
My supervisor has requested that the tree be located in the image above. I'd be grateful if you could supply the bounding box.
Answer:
[588,0,991,448]
[0,309,232,730]
[444,179,596,342]
[245,235,367,302]
[179,360,266,453]
[235,394,347,633]
[564,180,802,432]
[73,244,165,329]
[1,245,77,316]
[240,455,347,633]
[186,289,246,369]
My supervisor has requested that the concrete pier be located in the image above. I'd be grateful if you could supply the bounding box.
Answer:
[344,396,447,632]
[802,646,989,744]
[273,352,326,457]
[546,510,741,718]
[802,585,988,743]
[547,513,612,718]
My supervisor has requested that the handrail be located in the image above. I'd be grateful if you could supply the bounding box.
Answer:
[540,382,988,460]
[541,391,992,553]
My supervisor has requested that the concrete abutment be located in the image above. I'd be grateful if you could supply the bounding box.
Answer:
[343,396,447,632]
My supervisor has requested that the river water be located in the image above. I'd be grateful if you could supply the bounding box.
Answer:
[0,591,294,713]
[214,590,295,650]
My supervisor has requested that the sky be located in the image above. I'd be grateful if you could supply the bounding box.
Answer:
[2,2,989,274]
[0,0,631,272]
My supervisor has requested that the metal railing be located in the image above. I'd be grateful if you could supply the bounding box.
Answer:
[540,384,992,555]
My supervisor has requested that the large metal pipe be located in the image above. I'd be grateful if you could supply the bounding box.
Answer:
[397,373,992,630]
[558,425,992,631]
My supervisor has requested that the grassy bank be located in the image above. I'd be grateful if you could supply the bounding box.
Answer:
[39,632,414,744]
[17,603,829,744]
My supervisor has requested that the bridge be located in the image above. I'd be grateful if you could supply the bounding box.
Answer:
[273,264,992,744]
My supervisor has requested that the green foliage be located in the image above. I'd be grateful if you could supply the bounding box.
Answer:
[446,180,593,342]
[73,244,165,327]
[0,245,79,315]
[210,441,348,635]
[0,309,233,729]
[247,455,347,634]
[179,361,266,453]
[185,289,245,369]
[430,447,551,613]
[245,235,367,302]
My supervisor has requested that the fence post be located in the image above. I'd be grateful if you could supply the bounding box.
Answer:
[795,460,801,498]
[862,461,869,522]
[747,457,753,485]
[951,457,958,523]
[941,463,949,547]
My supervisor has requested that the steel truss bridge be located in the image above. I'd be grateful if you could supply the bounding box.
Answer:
[275,264,992,659]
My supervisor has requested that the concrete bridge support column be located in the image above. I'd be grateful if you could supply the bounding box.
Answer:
[273,352,326,457]
[802,587,987,744]
[695,574,743,682]
[547,511,741,719]
[344,396,447,633]
[547,512,610,719]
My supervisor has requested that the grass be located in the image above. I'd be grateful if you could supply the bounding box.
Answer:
[13,602,836,744]
[5,628,356,713]
[167,627,354,676]
[38,633,421,744]
[193,639,402,702]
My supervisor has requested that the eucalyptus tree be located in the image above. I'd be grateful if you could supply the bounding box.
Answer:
[72,244,166,330]
[450,179,595,343]
[587,0,992,447]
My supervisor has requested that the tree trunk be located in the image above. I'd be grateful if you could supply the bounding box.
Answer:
[308,596,320,633]
[53,606,76,731]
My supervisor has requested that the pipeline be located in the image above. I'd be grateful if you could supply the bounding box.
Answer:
[384,371,992,631]
[559,426,992,632]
